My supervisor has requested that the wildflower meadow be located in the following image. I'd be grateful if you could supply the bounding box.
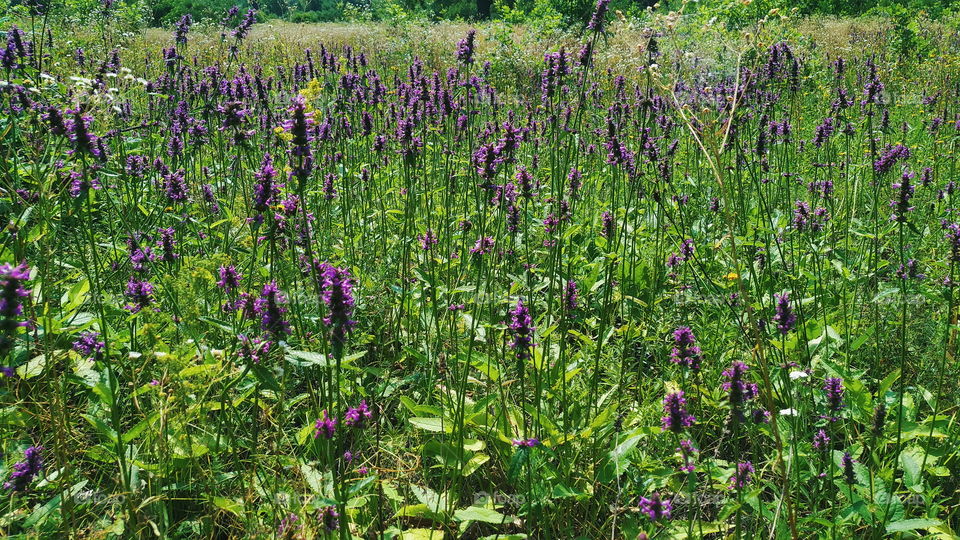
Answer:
[2,0,960,538]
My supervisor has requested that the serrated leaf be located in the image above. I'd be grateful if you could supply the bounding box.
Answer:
[886,518,943,533]
[462,453,489,477]
[900,446,924,491]
[409,417,449,433]
[286,349,332,367]
[17,354,46,379]
[411,484,446,512]
[454,506,507,524]
[301,463,325,495]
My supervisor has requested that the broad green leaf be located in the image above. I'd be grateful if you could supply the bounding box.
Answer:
[462,453,489,477]
[17,354,46,379]
[454,506,507,524]
[887,518,943,534]
[286,349,331,367]
[409,417,449,433]
[210,496,244,517]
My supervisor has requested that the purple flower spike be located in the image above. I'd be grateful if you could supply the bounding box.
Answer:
[124,278,154,313]
[823,377,844,420]
[320,264,357,348]
[586,0,611,33]
[638,492,671,522]
[217,266,242,291]
[563,280,579,315]
[470,236,495,255]
[0,262,31,351]
[512,438,539,447]
[509,299,535,361]
[890,170,916,222]
[456,29,476,65]
[773,293,796,335]
[254,281,291,338]
[841,452,856,485]
[662,391,695,433]
[722,361,758,407]
[344,399,372,428]
[4,446,43,492]
[813,429,830,450]
[73,331,105,358]
[319,505,339,531]
[314,410,337,439]
[238,334,271,364]
[670,326,701,371]
[729,461,755,489]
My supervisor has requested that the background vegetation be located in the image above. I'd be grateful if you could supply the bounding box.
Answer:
[4,0,960,28]
[3,0,960,538]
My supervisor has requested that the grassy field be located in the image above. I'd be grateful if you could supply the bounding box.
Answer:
[2,3,960,538]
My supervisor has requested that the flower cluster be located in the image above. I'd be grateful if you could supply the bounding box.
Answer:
[254,281,291,339]
[662,391,695,433]
[0,262,31,354]
[729,461,755,489]
[314,410,337,439]
[638,492,671,522]
[772,293,796,335]
[823,377,844,421]
[320,264,357,348]
[344,400,372,428]
[670,326,702,371]
[4,446,43,492]
[73,331,105,358]
[509,299,535,361]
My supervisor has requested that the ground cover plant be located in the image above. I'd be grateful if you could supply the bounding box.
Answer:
[2,1,960,538]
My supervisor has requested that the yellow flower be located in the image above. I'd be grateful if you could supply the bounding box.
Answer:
[725,272,739,280]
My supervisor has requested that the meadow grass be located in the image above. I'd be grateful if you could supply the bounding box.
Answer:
[1,3,960,538]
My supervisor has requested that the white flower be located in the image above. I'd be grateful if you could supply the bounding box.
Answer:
[789,370,808,380]
[779,408,798,417]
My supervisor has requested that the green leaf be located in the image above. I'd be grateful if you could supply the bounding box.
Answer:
[454,506,507,524]
[122,412,159,443]
[462,453,489,477]
[900,446,924,491]
[297,423,315,445]
[17,354,46,379]
[210,496,244,517]
[301,463,325,495]
[886,518,943,533]
[23,481,88,528]
[179,363,221,378]
[423,440,461,468]
[410,484,447,512]
[348,474,376,497]
[63,279,90,312]
[0,406,33,427]
[82,413,119,445]
[608,433,643,475]
[409,417,450,433]
[395,528,446,539]
[286,349,332,367]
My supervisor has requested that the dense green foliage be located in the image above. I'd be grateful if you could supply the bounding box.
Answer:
[3,3,960,539]
[6,0,960,27]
